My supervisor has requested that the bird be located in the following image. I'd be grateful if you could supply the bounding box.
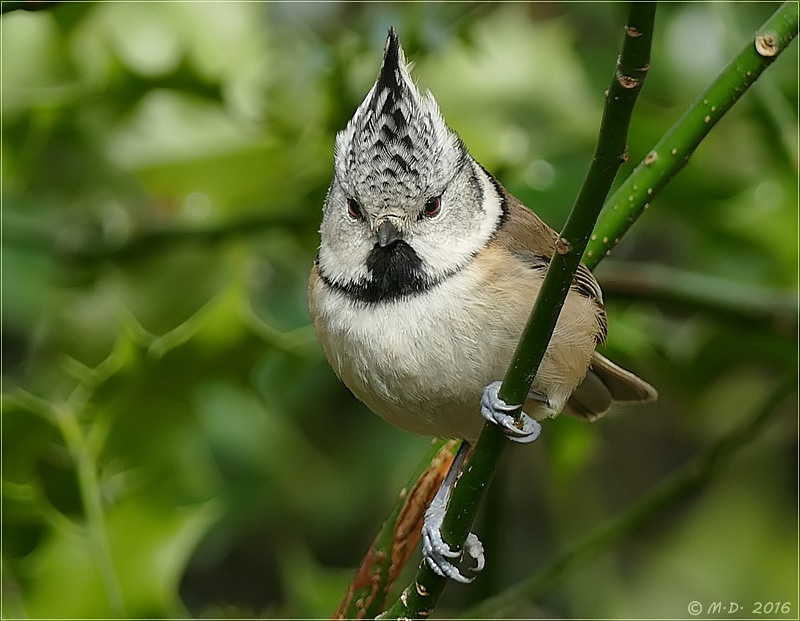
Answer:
[307,28,657,583]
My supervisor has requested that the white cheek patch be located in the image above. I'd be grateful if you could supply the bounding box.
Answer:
[412,161,503,276]
[317,222,372,285]
[471,160,505,244]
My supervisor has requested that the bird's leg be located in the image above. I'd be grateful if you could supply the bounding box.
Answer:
[421,440,485,583]
[422,383,544,582]
[480,380,543,443]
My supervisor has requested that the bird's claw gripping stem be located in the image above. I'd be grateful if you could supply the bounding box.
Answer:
[420,442,484,583]
[480,380,542,443]
[421,495,485,583]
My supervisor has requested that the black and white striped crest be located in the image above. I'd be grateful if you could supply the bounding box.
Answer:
[334,29,464,206]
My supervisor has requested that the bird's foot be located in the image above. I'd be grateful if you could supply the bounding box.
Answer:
[480,381,542,444]
[421,490,485,583]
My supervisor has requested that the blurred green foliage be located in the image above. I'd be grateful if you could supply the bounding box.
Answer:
[1,2,797,619]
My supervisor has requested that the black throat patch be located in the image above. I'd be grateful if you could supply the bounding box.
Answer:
[320,240,435,304]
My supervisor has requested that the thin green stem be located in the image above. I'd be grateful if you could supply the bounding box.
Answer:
[52,402,125,617]
[0,1,61,14]
[5,387,125,614]
[597,261,798,332]
[2,210,304,264]
[584,1,799,268]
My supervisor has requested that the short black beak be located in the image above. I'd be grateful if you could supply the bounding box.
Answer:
[377,219,402,247]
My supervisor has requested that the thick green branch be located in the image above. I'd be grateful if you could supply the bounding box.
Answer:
[584,1,799,268]
[379,3,656,618]
[500,2,655,402]
[461,373,797,618]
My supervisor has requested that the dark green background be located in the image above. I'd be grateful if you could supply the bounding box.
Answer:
[2,2,797,618]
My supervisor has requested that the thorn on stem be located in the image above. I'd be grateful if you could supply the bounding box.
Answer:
[755,33,778,57]
[625,25,642,38]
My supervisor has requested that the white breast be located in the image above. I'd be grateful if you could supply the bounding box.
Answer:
[310,263,510,440]
[309,247,600,441]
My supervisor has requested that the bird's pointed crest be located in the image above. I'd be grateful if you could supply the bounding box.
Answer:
[334,29,464,207]
[374,27,409,107]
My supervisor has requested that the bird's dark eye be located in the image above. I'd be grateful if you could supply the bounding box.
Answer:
[347,198,362,220]
[423,196,441,218]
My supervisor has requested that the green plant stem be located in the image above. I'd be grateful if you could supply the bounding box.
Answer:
[378,3,656,618]
[461,373,797,618]
[583,1,799,268]
[52,402,125,617]
[597,261,799,333]
[334,439,453,619]
[499,2,655,405]
[5,386,125,615]
[0,1,61,14]
[2,210,304,264]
